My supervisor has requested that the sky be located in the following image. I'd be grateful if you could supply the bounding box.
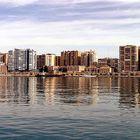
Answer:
[1,0,140,58]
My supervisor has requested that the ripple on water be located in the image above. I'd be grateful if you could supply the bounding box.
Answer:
[0,77,139,139]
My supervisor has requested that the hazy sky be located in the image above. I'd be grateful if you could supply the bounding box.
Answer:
[1,0,140,57]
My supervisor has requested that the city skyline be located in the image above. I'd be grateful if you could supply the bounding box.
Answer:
[1,0,140,57]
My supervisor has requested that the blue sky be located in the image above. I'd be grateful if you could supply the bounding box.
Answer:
[1,0,140,58]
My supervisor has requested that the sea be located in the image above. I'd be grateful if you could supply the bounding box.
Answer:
[0,77,139,140]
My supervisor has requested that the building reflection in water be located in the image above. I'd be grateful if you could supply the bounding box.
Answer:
[119,78,140,108]
[96,77,120,97]
[24,77,101,106]
[42,77,99,106]
[1,77,139,108]
[0,77,29,103]
[0,77,38,104]
[28,77,37,104]
[0,77,8,100]
[0,77,118,106]
[44,78,56,105]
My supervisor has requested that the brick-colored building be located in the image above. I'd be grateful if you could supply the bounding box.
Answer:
[55,56,60,66]
[138,47,140,71]
[98,58,108,67]
[119,45,138,72]
[37,54,56,69]
[0,63,7,74]
[67,66,85,72]
[0,53,8,65]
[99,66,112,74]
[60,51,81,66]
[98,58,119,72]
[37,54,46,69]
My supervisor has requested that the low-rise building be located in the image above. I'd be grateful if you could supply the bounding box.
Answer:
[67,66,85,72]
[85,65,97,73]
[98,58,108,67]
[98,58,119,72]
[48,66,59,73]
[99,66,112,75]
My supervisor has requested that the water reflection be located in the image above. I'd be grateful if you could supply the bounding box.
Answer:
[52,77,99,105]
[0,77,37,104]
[0,77,139,107]
[0,77,140,140]
[37,77,99,105]
[0,77,100,106]
[119,78,140,108]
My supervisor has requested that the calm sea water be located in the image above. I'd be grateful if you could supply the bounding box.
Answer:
[0,77,140,140]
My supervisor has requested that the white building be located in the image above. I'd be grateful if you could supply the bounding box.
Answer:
[8,49,37,71]
[45,54,56,66]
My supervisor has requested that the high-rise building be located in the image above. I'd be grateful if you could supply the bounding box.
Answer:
[0,53,8,65]
[37,54,46,69]
[37,54,56,69]
[8,49,26,71]
[60,51,81,66]
[8,50,15,71]
[8,49,37,71]
[14,49,26,71]
[81,50,97,67]
[45,54,56,66]
[26,49,37,71]
[138,47,140,71]
[119,45,138,72]
[55,56,60,66]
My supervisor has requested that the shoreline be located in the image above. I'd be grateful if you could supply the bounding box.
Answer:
[1,73,140,78]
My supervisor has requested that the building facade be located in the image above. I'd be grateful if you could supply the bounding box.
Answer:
[37,54,56,70]
[45,54,56,66]
[99,66,112,75]
[98,58,119,73]
[138,47,140,71]
[0,53,8,65]
[8,50,15,71]
[107,58,119,72]
[55,56,60,66]
[98,58,108,67]
[67,66,85,72]
[26,49,37,71]
[37,54,46,70]
[119,45,138,72]
[81,50,97,67]
[8,49,37,71]
[60,51,81,66]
